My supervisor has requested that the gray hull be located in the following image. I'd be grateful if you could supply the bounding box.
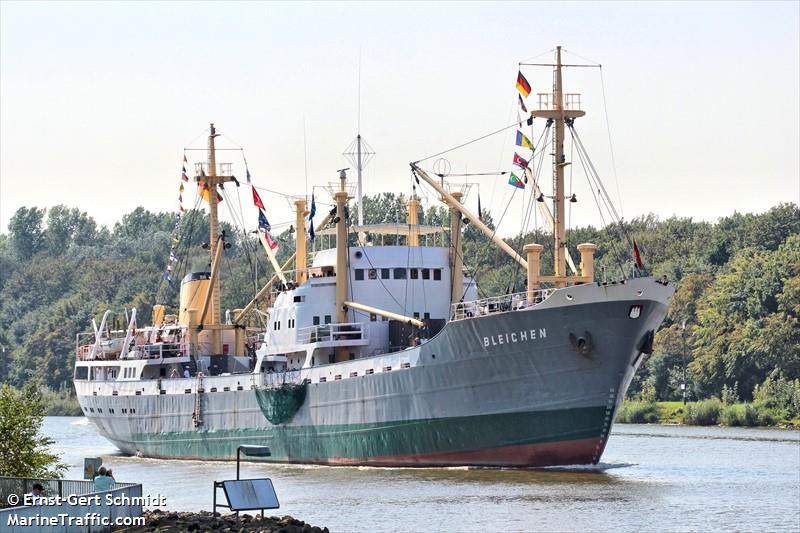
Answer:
[75,279,672,467]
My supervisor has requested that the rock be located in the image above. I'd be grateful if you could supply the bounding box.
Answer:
[116,510,325,533]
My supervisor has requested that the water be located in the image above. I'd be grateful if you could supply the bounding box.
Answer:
[46,417,800,532]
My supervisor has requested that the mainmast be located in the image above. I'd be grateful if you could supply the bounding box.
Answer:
[195,123,238,354]
[207,125,221,333]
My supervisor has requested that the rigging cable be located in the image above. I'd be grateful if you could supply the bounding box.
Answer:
[413,120,524,164]
[568,124,627,277]
[599,67,625,219]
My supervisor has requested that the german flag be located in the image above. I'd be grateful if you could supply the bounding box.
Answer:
[516,71,531,98]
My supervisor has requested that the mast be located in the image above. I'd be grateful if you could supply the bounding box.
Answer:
[194,123,238,354]
[531,46,587,288]
[552,46,567,288]
[207,124,222,353]
[449,192,464,304]
[334,169,350,362]
[295,199,309,285]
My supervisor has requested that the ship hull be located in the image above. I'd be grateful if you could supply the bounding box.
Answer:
[75,279,671,467]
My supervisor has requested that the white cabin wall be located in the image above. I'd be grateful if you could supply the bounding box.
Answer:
[263,245,473,357]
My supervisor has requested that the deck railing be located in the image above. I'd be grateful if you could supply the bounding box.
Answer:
[262,369,303,388]
[77,325,264,361]
[0,477,138,508]
[296,322,368,345]
[450,289,553,321]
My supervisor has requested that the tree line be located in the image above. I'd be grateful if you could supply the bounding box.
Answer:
[0,198,797,409]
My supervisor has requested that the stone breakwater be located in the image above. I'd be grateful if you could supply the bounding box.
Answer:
[117,509,329,532]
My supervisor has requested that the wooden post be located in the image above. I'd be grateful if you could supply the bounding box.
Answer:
[407,195,420,246]
[187,309,198,357]
[577,243,598,283]
[295,199,308,284]
[449,192,464,305]
[523,243,544,302]
[335,171,350,362]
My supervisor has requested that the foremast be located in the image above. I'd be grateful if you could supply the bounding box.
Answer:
[411,45,600,300]
[530,46,588,289]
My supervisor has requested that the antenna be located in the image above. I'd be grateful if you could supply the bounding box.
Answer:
[343,49,375,238]
[343,136,375,226]
[303,116,309,200]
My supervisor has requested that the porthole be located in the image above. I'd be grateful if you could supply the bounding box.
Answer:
[566,294,574,300]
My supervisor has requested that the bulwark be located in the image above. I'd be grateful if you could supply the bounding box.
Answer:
[482,328,547,347]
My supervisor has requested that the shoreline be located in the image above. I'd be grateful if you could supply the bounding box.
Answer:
[616,400,800,429]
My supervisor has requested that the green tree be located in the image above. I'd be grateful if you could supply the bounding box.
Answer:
[0,382,66,478]
[8,207,45,260]
[44,205,97,256]
[690,235,800,399]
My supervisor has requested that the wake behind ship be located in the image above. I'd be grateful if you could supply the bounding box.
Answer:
[73,47,674,467]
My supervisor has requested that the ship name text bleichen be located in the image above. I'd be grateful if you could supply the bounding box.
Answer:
[483,328,547,348]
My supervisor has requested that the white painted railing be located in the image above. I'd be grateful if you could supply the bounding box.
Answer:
[450,289,553,321]
[296,322,368,344]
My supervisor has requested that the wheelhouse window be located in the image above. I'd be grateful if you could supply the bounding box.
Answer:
[393,268,407,280]
[381,269,390,279]
[433,269,442,281]
[313,316,320,326]
[410,268,419,279]
[354,269,365,281]
[324,315,332,324]
[422,268,430,280]
[368,269,377,280]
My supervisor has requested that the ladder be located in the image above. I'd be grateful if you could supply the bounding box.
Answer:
[192,374,204,427]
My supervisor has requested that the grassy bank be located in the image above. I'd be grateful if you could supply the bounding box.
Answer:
[616,400,800,428]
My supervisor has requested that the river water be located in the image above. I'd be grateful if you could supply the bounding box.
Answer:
[44,417,799,532]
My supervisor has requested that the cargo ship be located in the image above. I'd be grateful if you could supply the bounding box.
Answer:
[73,47,673,467]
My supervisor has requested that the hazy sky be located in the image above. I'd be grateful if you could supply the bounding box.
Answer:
[1,1,798,238]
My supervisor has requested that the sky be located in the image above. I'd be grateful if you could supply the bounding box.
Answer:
[1,1,798,238]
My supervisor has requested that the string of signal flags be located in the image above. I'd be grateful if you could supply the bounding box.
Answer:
[162,150,285,288]
[508,70,535,190]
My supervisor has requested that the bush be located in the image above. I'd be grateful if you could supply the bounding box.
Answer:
[753,374,800,421]
[615,401,659,424]
[39,386,82,416]
[683,398,722,425]
[720,404,753,426]
[0,383,66,478]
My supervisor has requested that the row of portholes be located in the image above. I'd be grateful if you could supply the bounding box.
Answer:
[85,406,135,415]
[315,362,412,383]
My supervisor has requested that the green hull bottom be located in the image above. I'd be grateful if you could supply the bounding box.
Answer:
[127,406,610,467]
